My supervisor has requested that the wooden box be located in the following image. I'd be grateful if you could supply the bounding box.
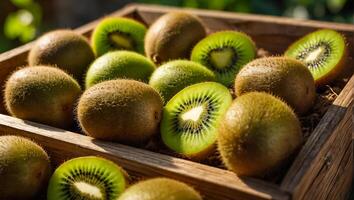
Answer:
[0,4,352,200]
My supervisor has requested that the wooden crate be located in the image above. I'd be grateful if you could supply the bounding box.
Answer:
[0,4,352,200]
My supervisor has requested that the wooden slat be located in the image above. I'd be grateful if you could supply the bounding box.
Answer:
[0,114,289,200]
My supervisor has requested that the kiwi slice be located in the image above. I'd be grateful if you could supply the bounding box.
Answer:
[218,92,303,177]
[145,12,206,64]
[118,178,202,200]
[191,31,256,87]
[77,79,163,145]
[91,17,146,56]
[235,57,316,115]
[47,156,127,200]
[85,50,156,88]
[149,60,216,103]
[0,135,51,200]
[161,82,232,159]
[4,66,82,129]
[28,30,95,83]
[284,29,347,86]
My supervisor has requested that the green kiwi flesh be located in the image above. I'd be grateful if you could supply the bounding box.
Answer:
[149,60,216,103]
[0,135,51,200]
[85,50,156,88]
[77,79,163,145]
[91,17,147,56]
[235,57,316,115]
[47,156,127,200]
[191,31,256,87]
[218,92,303,177]
[28,30,95,82]
[161,82,232,159]
[4,66,82,129]
[118,178,202,200]
[284,29,347,86]
[145,12,206,64]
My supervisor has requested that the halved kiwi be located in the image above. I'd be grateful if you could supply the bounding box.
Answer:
[191,31,256,87]
[47,156,128,200]
[284,29,347,86]
[160,82,232,160]
[91,17,147,56]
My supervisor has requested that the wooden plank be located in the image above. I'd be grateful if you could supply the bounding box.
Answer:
[281,75,353,199]
[0,114,289,200]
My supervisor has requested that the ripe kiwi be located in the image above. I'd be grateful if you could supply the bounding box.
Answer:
[4,66,82,129]
[77,79,163,145]
[91,17,147,56]
[191,31,257,87]
[149,60,216,103]
[145,12,206,64]
[118,178,202,200]
[47,156,127,200]
[0,135,51,200]
[235,57,316,115]
[218,92,303,177]
[284,29,347,86]
[28,30,95,82]
[161,82,232,160]
[85,50,156,89]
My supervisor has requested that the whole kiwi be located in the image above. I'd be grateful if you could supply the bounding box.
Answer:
[145,12,206,64]
[77,79,163,145]
[235,57,316,115]
[28,30,95,82]
[218,92,303,177]
[118,178,202,200]
[47,156,128,200]
[0,135,51,200]
[4,66,82,129]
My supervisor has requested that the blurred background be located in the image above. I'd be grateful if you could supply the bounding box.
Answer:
[0,0,353,53]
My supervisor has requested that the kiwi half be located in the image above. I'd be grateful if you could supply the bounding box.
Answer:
[118,178,202,200]
[161,82,232,160]
[85,50,156,88]
[145,12,206,64]
[284,29,347,86]
[91,17,147,56]
[47,156,127,200]
[28,30,95,83]
[77,79,163,145]
[0,135,51,200]
[235,57,316,115]
[4,66,82,129]
[149,60,216,103]
[191,31,256,87]
[218,92,303,177]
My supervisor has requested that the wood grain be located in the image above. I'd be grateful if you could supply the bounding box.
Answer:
[0,114,289,200]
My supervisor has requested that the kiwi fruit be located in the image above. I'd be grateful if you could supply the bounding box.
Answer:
[235,57,316,115]
[85,50,156,88]
[118,178,202,200]
[28,30,95,82]
[77,79,163,145]
[91,17,147,56]
[47,156,127,200]
[191,31,257,87]
[4,66,82,129]
[149,60,216,103]
[218,92,303,177]
[145,12,206,64]
[284,29,347,86]
[0,135,51,200]
[161,82,232,159]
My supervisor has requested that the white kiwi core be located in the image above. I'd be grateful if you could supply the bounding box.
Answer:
[181,105,204,122]
[73,181,103,199]
[304,46,325,63]
[210,48,235,69]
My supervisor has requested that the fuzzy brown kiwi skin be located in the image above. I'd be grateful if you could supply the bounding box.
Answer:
[235,57,316,115]
[77,79,163,146]
[145,12,206,64]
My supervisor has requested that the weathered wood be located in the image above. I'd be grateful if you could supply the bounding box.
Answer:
[0,114,289,200]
